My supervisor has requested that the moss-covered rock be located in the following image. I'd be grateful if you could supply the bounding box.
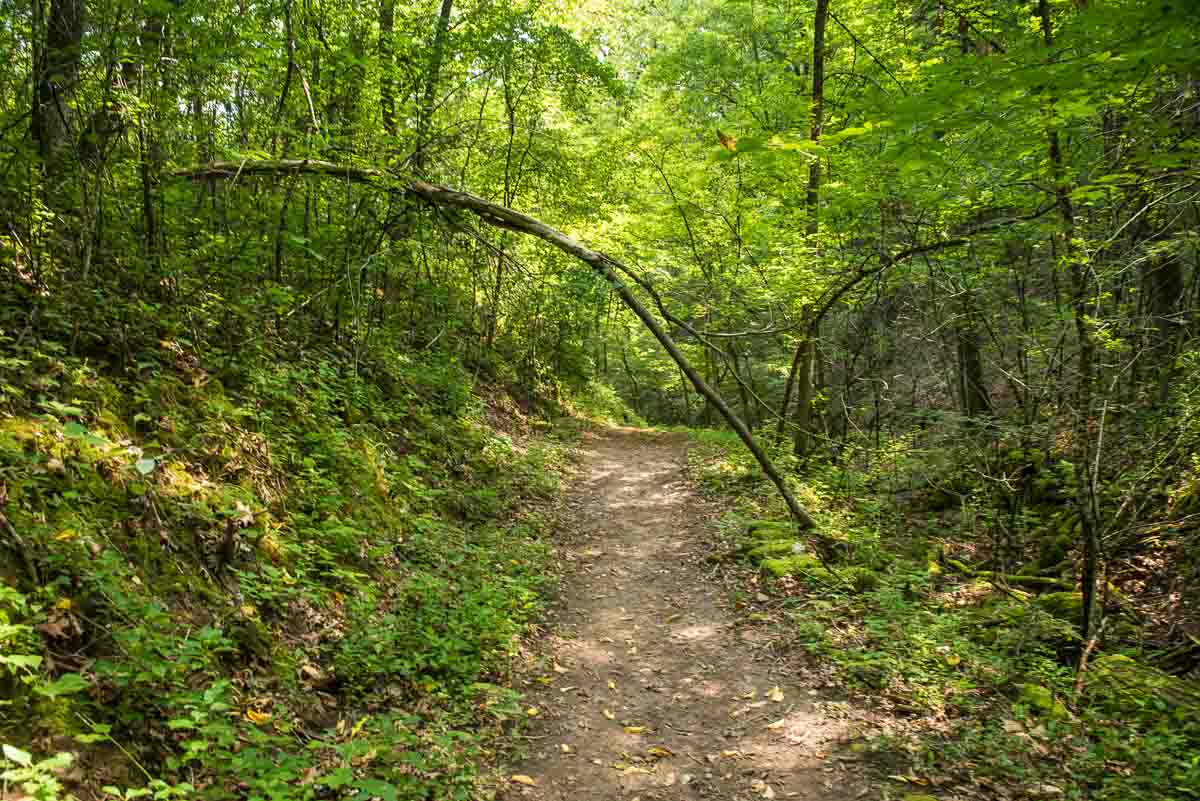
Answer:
[744,539,803,561]
[1017,683,1069,719]
[761,553,830,581]
[1085,654,1200,718]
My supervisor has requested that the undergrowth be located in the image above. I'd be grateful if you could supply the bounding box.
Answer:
[685,432,1200,801]
[0,328,579,800]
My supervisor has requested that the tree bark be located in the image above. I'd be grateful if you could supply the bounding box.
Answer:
[378,0,396,137]
[1038,0,1100,647]
[414,0,454,170]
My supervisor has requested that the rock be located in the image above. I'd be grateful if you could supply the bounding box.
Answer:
[1017,683,1069,720]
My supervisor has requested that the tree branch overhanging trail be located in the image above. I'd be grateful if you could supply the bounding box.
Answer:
[172,159,822,535]
[406,179,822,531]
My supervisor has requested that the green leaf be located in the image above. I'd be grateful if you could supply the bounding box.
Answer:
[35,672,89,698]
[0,654,43,670]
[1,744,31,767]
[63,421,88,438]
[319,767,353,789]
[354,779,398,801]
[135,458,157,475]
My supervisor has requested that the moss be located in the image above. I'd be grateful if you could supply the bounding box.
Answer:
[1017,683,1069,720]
[1034,591,1082,622]
[745,520,796,538]
[846,567,880,593]
[744,539,802,561]
[1086,654,1200,718]
[760,553,826,579]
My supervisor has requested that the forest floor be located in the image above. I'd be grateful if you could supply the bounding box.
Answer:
[501,428,874,801]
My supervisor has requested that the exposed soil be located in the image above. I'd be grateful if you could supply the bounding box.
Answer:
[502,428,870,801]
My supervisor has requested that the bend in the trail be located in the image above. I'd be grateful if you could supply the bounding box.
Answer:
[503,428,869,801]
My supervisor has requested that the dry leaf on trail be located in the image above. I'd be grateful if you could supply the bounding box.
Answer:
[768,686,785,702]
[525,707,540,716]
[608,680,617,690]
[646,746,674,759]
[624,725,647,734]
[510,774,537,786]
[602,709,615,720]
[766,719,786,730]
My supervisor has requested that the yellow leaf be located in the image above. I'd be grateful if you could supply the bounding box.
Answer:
[624,726,646,734]
[768,686,785,703]
[525,707,540,717]
[646,746,673,759]
[245,709,272,725]
[607,680,616,690]
[946,654,962,666]
[54,529,77,541]
[55,598,73,610]
[560,744,572,753]
[602,709,615,720]
[510,774,537,786]
[240,604,257,617]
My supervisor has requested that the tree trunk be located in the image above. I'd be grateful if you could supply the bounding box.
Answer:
[33,0,84,200]
[792,334,816,456]
[1038,0,1100,647]
[378,0,396,137]
[414,0,454,170]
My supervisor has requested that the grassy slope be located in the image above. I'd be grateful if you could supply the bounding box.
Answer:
[682,428,1200,801]
[0,323,627,799]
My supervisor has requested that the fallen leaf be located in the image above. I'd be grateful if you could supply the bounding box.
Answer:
[510,775,536,786]
[768,686,785,703]
[646,746,674,759]
[766,719,786,730]
[624,726,647,734]
[553,663,569,674]
[245,709,271,725]
[602,709,615,720]
[525,707,540,717]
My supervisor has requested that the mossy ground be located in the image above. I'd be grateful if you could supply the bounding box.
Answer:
[0,332,599,799]
[683,431,1200,801]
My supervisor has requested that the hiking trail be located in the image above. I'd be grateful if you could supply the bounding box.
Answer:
[503,428,871,801]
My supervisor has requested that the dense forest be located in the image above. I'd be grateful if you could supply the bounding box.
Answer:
[1,0,1199,797]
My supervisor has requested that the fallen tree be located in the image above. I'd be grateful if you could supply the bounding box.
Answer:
[175,160,822,533]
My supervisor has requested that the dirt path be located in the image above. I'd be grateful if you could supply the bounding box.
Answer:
[503,428,867,801]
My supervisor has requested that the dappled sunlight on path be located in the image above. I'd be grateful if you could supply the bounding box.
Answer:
[502,429,868,801]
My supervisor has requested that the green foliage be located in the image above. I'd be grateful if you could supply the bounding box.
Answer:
[692,429,1200,801]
